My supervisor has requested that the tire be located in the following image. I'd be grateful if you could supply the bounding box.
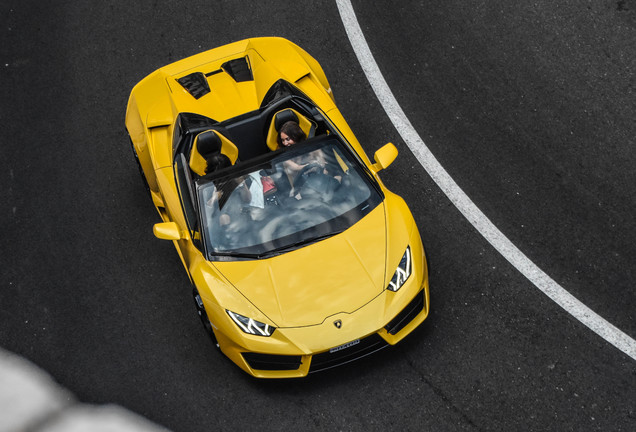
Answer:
[128,134,151,195]
[193,288,220,349]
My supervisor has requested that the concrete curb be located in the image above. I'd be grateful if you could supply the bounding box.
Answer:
[0,348,170,432]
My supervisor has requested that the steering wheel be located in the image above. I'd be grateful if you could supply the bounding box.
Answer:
[294,162,323,190]
[299,162,322,177]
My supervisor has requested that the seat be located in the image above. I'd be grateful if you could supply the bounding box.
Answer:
[265,108,316,151]
[189,129,239,176]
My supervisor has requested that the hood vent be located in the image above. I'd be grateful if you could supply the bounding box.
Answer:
[177,56,253,100]
[177,72,211,99]
[222,56,253,82]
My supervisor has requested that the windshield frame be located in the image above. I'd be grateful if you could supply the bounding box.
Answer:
[197,134,384,261]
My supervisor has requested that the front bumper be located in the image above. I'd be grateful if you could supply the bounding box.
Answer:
[214,280,429,378]
[203,224,430,379]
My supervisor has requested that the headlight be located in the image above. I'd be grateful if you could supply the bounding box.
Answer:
[226,310,275,337]
[387,246,412,292]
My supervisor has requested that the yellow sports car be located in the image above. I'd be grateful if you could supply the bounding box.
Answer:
[125,37,429,378]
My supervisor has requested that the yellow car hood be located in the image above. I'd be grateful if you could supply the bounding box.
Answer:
[213,205,387,328]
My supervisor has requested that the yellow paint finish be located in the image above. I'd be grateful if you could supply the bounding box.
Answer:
[125,37,431,378]
[214,205,387,328]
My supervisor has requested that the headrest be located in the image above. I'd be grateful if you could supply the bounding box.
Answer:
[196,130,222,157]
[274,109,299,132]
[190,129,239,176]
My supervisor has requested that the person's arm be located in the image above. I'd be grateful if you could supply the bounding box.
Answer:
[283,159,307,173]
[237,180,252,202]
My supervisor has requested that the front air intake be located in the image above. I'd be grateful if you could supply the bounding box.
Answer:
[384,290,425,335]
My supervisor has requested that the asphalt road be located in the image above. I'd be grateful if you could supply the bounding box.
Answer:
[1,0,635,431]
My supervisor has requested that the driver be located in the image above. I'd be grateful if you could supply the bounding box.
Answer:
[277,121,330,199]
[277,120,306,148]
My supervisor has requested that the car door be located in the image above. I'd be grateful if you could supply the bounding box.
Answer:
[172,153,206,275]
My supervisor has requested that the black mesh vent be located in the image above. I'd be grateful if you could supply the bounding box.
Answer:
[309,333,388,373]
[241,352,302,371]
[177,72,210,99]
[384,290,424,335]
[222,56,253,82]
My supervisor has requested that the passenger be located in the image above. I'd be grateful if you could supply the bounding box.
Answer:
[205,176,253,243]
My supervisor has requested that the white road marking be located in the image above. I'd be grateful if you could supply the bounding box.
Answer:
[336,0,636,361]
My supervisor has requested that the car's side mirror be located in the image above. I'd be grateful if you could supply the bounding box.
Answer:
[371,142,398,173]
[153,222,182,240]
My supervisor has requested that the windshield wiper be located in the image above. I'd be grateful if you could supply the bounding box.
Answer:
[267,230,343,255]
[209,231,343,260]
[209,251,266,260]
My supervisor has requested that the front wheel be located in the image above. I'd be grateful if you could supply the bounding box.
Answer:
[192,288,219,349]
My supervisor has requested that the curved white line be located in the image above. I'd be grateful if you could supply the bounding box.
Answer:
[336,0,636,361]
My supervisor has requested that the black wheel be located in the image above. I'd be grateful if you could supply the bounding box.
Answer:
[193,288,220,349]
[128,134,151,195]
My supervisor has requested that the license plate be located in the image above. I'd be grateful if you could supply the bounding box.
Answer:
[329,339,360,353]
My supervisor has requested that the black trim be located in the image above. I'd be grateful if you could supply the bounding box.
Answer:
[384,290,425,335]
[260,79,310,109]
[205,69,223,77]
[309,333,388,373]
[128,133,150,196]
[174,154,203,250]
[242,352,302,371]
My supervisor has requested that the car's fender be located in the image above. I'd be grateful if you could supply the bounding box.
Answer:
[125,70,175,193]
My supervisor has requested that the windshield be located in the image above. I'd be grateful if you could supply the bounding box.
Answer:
[198,136,382,259]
